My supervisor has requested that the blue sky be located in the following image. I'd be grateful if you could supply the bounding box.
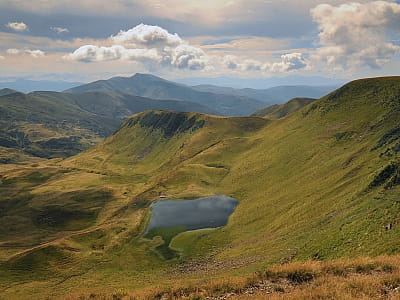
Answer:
[0,0,399,84]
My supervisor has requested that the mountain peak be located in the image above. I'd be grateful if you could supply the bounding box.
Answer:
[132,73,165,80]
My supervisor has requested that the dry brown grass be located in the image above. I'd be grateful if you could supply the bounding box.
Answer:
[64,255,400,300]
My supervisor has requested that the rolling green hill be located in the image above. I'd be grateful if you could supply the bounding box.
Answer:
[251,97,316,118]
[65,73,266,116]
[0,76,399,299]
[0,91,215,161]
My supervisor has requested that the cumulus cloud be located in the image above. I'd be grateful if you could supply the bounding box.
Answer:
[170,44,208,70]
[66,45,159,63]
[223,55,264,71]
[27,49,45,58]
[7,48,45,58]
[112,24,182,47]
[6,48,20,55]
[50,26,69,34]
[269,53,309,72]
[65,24,208,70]
[223,52,309,73]
[6,22,28,31]
[311,1,400,69]
[223,55,239,70]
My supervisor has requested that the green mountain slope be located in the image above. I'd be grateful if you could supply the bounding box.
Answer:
[0,77,399,299]
[65,73,266,116]
[0,91,215,161]
[251,97,316,118]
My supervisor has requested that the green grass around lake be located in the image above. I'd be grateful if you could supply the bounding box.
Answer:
[145,226,187,260]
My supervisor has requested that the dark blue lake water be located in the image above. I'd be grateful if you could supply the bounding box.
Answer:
[145,195,238,233]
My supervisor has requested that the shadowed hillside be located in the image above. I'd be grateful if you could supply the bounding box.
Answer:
[193,84,336,103]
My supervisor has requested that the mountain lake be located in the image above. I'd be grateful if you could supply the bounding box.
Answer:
[145,195,238,233]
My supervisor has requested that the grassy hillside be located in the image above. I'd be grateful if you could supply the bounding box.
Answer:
[251,97,316,118]
[0,91,215,161]
[0,76,399,299]
[66,73,266,116]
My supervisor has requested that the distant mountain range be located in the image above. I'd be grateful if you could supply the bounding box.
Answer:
[0,74,339,116]
[192,84,336,103]
[174,75,346,89]
[0,74,344,93]
[0,79,82,93]
[66,73,339,115]
[65,73,266,116]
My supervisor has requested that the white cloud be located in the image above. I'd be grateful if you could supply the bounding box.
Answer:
[170,44,208,70]
[6,22,28,32]
[112,24,182,47]
[223,55,239,69]
[27,50,45,58]
[7,48,45,58]
[311,1,400,69]
[6,48,20,55]
[65,24,209,70]
[223,55,264,71]
[50,26,69,34]
[0,55,4,60]
[223,52,309,73]
[269,53,309,72]
[66,45,159,63]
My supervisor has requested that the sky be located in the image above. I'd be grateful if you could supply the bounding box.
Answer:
[0,0,400,85]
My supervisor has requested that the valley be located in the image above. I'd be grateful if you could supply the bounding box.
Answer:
[0,76,399,299]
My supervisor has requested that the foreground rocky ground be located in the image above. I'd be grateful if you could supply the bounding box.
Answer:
[64,255,400,300]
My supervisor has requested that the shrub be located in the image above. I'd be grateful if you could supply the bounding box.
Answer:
[286,270,315,283]
[355,263,376,274]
